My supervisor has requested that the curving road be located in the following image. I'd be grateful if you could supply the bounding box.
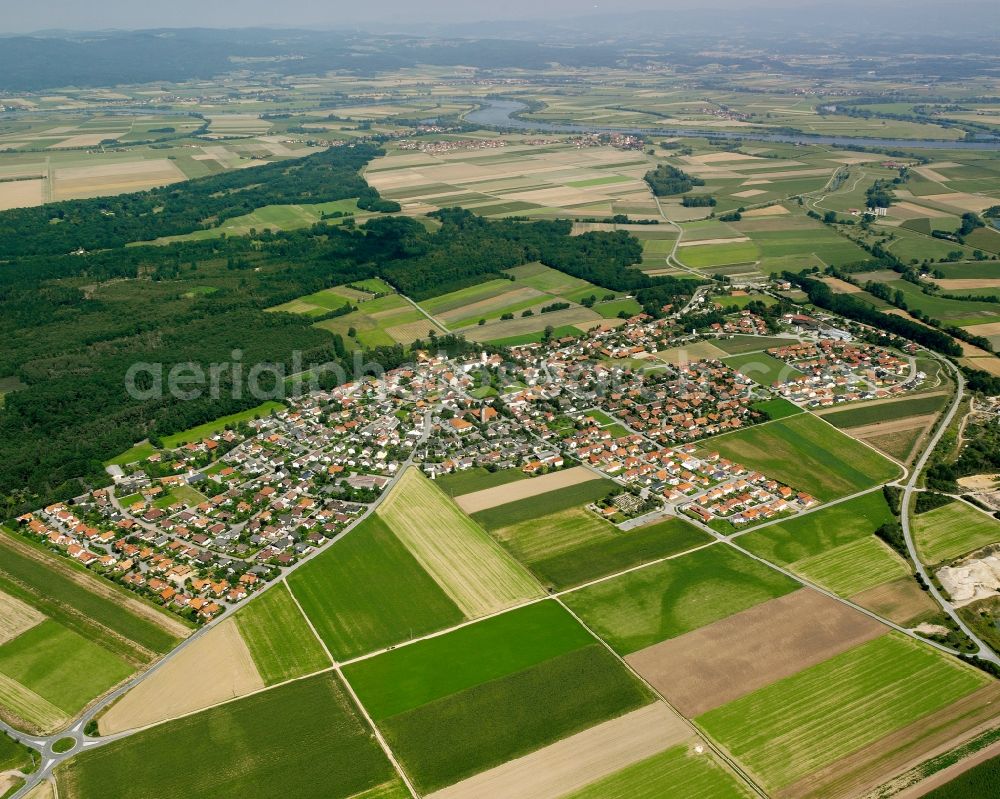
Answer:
[898,361,1000,664]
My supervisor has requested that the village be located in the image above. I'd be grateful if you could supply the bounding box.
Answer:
[11,305,928,621]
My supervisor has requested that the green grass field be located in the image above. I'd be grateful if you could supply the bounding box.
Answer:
[913,502,1000,564]
[888,280,1000,327]
[679,241,760,269]
[748,227,868,266]
[752,398,803,420]
[496,510,712,589]
[724,352,805,386]
[820,394,949,429]
[0,528,185,659]
[0,621,132,726]
[344,601,592,720]
[288,514,465,661]
[564,745,753,799]
[791,536,910,596]
[472,478,614,531]
[703,413,901,502]
[594,297,643,318]
[233,583,330,685]
[713,293,778,310]
[923,753,1000,798]
[432,467,527,497]
[713,335,798,355]
[103,441,157,467]
[161,401,285,448]
[375,645,653,794]
[0,730,35,773]
[562,544,799,654]
[56,673,405,799]
[739,491,895,565]
[696,634,988,792]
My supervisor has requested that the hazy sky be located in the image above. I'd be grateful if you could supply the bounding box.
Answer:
[5,0,821,33]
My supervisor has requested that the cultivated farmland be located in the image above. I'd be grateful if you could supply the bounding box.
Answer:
[58,673,406,799]
[493,510,711,590]
[232,582,330,685]
[361,645,652,794]
[428,702,694,799]
[453,465,601,514]
[561,744,754,799]
[0,527,190,732]
[562,544,800,654]
[625,589,886,717]
[288,513,465,661]
[695,634,988,793]
[739,491,896,565]
[343,602,595,721]
[471,477,614,531]
[344,601,653,793]
[792,535,910,596]
[913,501,1000,564]
[703,413,901,502]
[818,393,949,428]
[378,470,543,617]
[98,619,264,735]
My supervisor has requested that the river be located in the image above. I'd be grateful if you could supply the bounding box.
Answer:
[464,99,1000,152]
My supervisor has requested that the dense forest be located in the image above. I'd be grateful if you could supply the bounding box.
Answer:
[0,144,383,257]
[643,164,705,196]
[0,193,699,516]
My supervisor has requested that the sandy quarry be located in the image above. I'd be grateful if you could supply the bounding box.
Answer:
[937,556,1000,607]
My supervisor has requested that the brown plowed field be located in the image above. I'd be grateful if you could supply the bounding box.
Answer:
[625,589,885,717]
[848,578,940,626]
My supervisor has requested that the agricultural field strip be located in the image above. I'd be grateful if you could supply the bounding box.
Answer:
[335,662,420,799]
[49,459,936,773]
[550,593,768,798]
[281,577,337,665]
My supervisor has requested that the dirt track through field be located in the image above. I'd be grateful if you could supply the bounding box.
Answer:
[98,619,264,735]
[426,702,690,799]
[626,589,886,717]
[455,467,600,514]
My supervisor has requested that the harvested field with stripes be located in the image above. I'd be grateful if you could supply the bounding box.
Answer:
[378,470,543,617]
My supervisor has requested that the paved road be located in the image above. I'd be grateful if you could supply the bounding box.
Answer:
[8,410,435,798]
[9,356,997,796]
[898,361,1000,665]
